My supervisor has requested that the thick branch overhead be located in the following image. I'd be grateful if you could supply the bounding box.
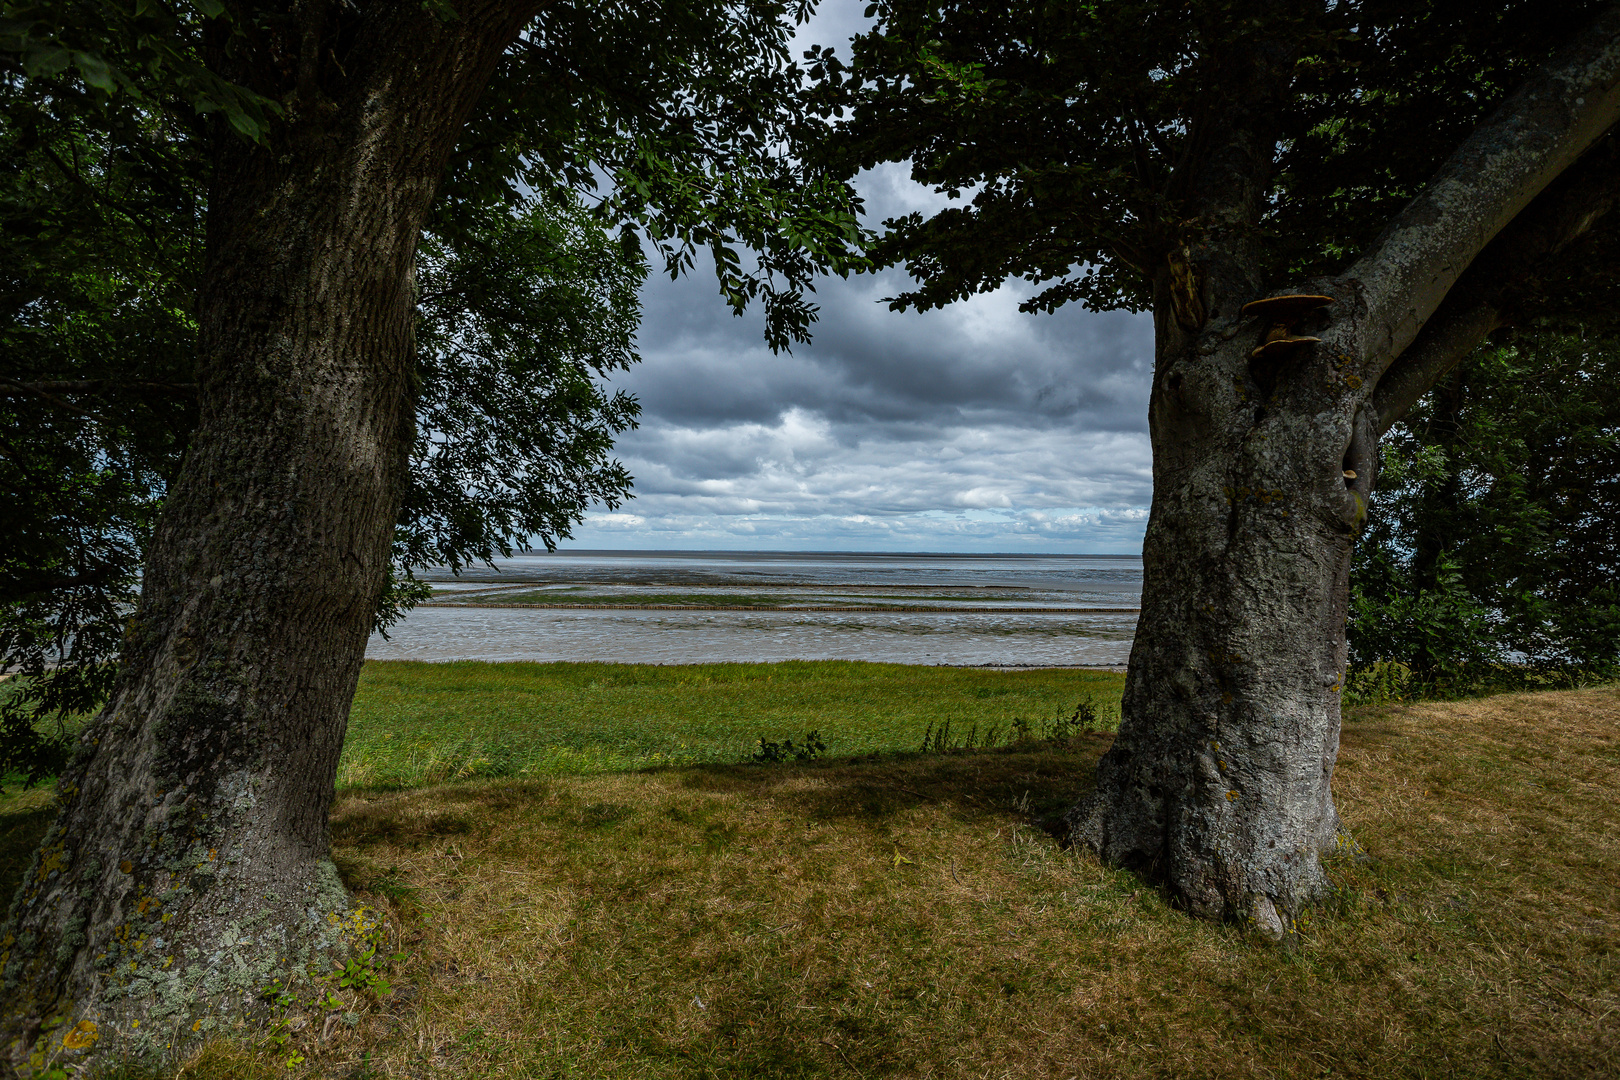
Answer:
[1347,2,1620,372]
[1373,134,1620,431]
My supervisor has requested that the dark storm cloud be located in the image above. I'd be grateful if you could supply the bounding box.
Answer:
[628,257,1151,428]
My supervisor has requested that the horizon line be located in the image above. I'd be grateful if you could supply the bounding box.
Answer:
[519,547,1141,558]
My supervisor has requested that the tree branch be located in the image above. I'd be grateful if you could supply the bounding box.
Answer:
[0,380,198,398]
[1372,135,1620,433]
[0,565,123,607]
[1347,2,1620,374]
[0,380,106,420]
[1372,302,1504,435]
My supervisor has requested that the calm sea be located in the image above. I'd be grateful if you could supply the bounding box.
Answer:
[364,550,1142,667]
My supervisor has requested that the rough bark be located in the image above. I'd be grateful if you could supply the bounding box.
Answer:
[1,3,539,1071]
[1065,5,1620,938]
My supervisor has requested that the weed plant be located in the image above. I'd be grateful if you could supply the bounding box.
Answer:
[918,698,1120,756]
[750,729,828,763]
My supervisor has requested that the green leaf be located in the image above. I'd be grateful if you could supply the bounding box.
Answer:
[72,51,116,92]
[223,107,264,140]
[24,45,71,77]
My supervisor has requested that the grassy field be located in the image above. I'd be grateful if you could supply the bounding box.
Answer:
[432,592,842,608]
[0,667,1616,1078]
[424,592,1122,612]
[338,661,1123,789]
[427,587,1068,607]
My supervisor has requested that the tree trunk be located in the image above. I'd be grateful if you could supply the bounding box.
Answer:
[1,5,532,1070]
[1065,280,1372,940]
[1065,6,1620,939]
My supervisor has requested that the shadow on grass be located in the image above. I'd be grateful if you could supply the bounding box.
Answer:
[316,693,1620,1080]
[329,735,1113,855]
[11,688,1620,1079]
[675,735,1111,825]
[0,739,1113,915]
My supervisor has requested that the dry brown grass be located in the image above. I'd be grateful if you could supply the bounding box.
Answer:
[14,686,1618,1079]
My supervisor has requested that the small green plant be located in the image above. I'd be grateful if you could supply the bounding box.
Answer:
[918,718,954,753]
[1005,700,1114,748]
[751,729,826,763]
[337,945,394,997]
[917,719,1005,753]
[1069,700,1110,735]
[264,1016,292,1048]
[260,978,297,1010]
[1344,660,1414,705]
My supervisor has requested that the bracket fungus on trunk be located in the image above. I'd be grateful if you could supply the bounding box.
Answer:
[1239,293,1335,321]
[1243,293,1334,359]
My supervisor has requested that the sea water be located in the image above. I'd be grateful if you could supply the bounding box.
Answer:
[364,550,1142,667]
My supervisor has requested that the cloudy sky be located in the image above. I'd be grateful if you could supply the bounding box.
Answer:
[565,2,1156,555]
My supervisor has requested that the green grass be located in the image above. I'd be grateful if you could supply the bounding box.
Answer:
[340,660,1123,789]
[183,686,1618,1079]
[428,590,1092,609]
[2,672,1617,1078]
[436,591,855,608]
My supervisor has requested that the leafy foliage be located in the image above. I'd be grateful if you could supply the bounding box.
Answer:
[410,0,867,352]
[0,0,279,138]
[810,1,1613,315]
[751,729,827,763]
[0,66,200,786]
[1351,333,1620,688]
[401,194,645,574]
[1350,549,1502,687]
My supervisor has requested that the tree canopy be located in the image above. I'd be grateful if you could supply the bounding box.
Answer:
[811,0,1617,323]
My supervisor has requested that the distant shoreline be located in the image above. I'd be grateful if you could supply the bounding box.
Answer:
[377,551,1140,667]
[503,548,1142,560]
[362,658,1128,670]
[423,601,1142,614]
